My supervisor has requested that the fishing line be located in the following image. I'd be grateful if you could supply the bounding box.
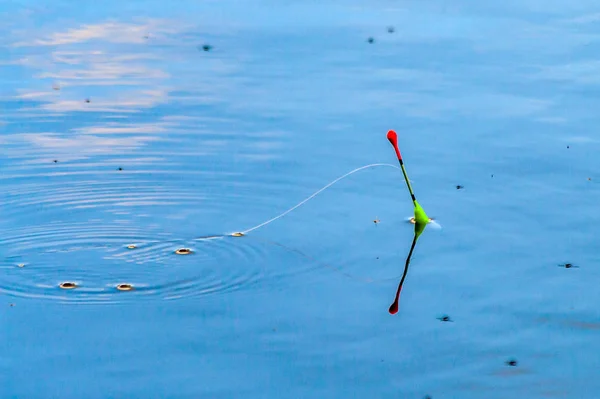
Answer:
[195,162,410,284]
[238,163,401,235]
[124,134,433,290]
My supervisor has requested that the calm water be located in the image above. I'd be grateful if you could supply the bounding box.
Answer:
[3,1,600,398]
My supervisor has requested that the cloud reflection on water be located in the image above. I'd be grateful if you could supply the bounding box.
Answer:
[5,19,224,159]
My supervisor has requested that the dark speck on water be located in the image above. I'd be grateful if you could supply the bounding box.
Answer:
[367,37,374,43]
[560,263,577,269]
[118,167,123,171]
[506,359,518,367]
[387,26,395,33]
[201,44,212,51]
[85,98,90,103]
[438,315,452,322]
[456,185,463,189]
[53,160,58,163]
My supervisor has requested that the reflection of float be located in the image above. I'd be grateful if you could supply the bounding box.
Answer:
[389,220,426,314]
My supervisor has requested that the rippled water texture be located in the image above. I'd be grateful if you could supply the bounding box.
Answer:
[3,1,600,398]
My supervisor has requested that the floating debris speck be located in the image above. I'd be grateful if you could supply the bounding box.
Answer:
[505,359,518,367]
[116,283,134,291]
[231,232,244,237]
[17,263,25,268]
[437,315,452,322]
[367,37,374,43]
[559,263,578,269]
[59,282,78,290]
[127,244,137,250]
[175,248,193,255]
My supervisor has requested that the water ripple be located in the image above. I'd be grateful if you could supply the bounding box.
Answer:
[0,222,314,304]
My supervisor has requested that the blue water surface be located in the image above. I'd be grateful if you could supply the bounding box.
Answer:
[2,1,600,398]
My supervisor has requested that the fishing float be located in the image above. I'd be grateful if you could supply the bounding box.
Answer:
[230,131,433,237]
[386,130,431,314]
[386,130,432,228]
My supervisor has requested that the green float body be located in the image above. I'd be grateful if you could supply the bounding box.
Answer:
[402,167,429,237]
[387,129,430,237]
[415,201,429,231]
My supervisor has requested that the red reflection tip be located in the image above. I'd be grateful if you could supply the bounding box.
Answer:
[389,300,399,314]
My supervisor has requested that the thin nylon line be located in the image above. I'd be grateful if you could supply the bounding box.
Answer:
[240,163,400,234]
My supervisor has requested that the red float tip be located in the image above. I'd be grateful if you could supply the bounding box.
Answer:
[387,130,398,145]
[386,130,402,160]
[389,300,399,315]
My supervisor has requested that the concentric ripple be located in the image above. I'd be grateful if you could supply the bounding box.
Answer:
[2,174,217,218]
[0,222,315,304]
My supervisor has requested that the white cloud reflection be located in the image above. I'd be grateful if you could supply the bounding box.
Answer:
[3,132,162,162]
[13,21,177,47]
[7,8,590,163]
[3,19,192,161]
